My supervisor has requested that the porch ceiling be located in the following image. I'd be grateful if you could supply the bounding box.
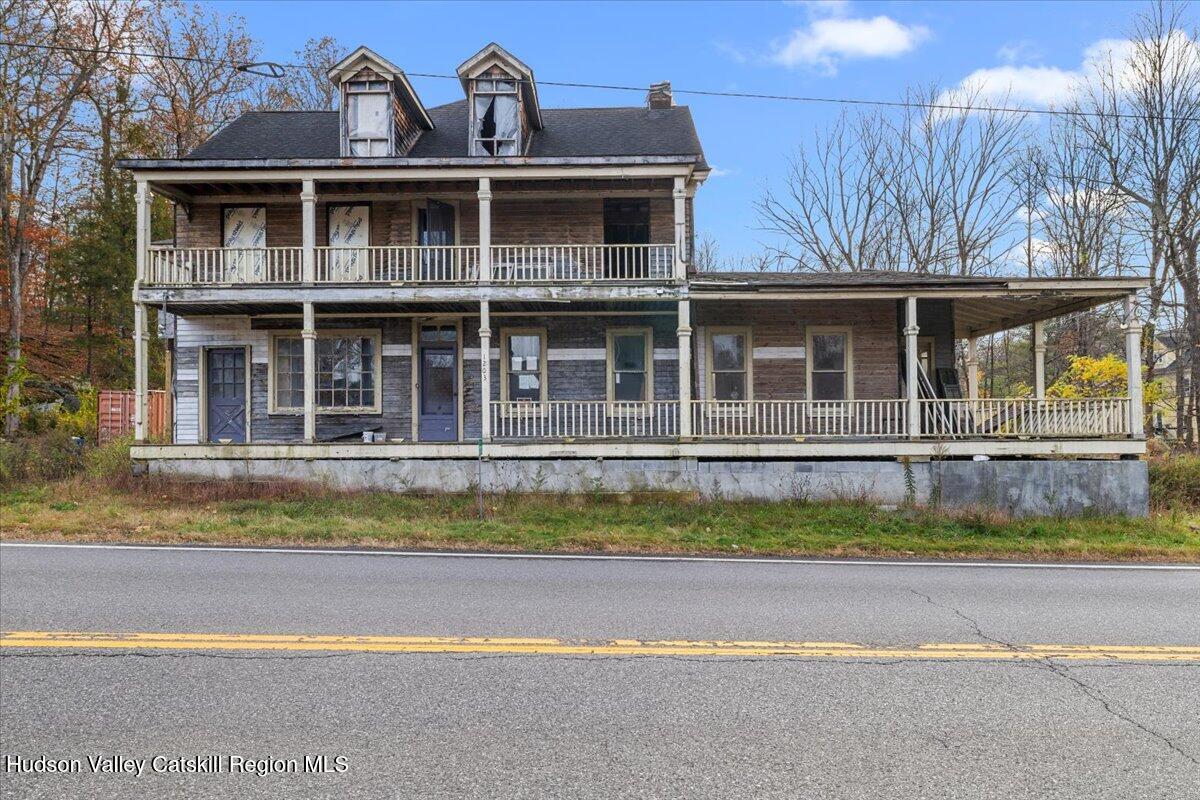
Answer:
[953,290,1130,338]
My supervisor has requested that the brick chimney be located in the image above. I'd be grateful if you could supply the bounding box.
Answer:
[647,81,673,109]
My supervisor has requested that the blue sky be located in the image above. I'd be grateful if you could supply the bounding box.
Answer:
[224,0,1141,261]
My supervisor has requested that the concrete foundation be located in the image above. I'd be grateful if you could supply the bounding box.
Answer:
[144,457,1150,518]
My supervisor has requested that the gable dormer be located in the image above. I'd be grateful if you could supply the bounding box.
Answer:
[457,43,543,157]
[327,46,433,157]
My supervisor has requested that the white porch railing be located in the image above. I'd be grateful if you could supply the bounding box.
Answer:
[490,244,675,283]
[314,246,478,284]
[147,246,303,284]
[920,398,1130,438]
[690,400,909,438]
[491,401,680,439]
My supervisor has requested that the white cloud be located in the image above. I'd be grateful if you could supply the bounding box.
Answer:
[770,15,931,75]
[996,39,1042,65]
[707,166,737,178]
[953,65,1080,107]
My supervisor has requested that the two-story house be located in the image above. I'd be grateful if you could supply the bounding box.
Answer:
[120,44,1150,516]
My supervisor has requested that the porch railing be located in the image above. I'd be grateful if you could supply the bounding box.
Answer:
[490,244,675,283]
[314,246,479,283]
[920,398,1130,438]
[490,401,680,439]
[690,400,909,438]
[147,246,303,285]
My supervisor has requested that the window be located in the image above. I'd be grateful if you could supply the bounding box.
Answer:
[807,328,853,401]
[270,331,381,413]
[501,329,546,404]
[471,78,520,156]
[345,80,391,157]
[607,328,653,404]
[708,328,751,401]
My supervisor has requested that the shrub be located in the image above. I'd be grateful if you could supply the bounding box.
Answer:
[84,437,132,482]
[1149,455,1200,512]
[0,429,86,486]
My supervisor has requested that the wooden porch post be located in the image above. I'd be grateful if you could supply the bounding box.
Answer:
[301,179,316,283]
[905,296,920,438]
[478,178,492,285]
[480,299,492,440]
[1032,320,1047,399]
[673,176,687,281]
[677,299,692,438]
[966,337,980,400]
[303,301,316,443]
[133,303,148,443]
[1124,294,1144,437]
[135,180,150,284]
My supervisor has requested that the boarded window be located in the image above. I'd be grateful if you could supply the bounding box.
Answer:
[345,80,390,156]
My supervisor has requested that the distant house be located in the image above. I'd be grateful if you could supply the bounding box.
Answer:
[118,44,1150,515]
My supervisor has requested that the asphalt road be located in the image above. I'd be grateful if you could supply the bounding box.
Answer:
[1,543,1198,799]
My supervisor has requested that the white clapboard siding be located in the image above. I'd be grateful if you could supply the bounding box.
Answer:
[174,317,269,444]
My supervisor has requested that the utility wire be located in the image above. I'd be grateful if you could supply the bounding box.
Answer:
[4,38,1199,124]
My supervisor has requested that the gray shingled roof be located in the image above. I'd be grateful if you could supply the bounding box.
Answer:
[691,270,1006,288]
[182,102,707,166]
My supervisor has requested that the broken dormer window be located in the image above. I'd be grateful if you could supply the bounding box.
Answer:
[345,79,391,156]
[471,79,520,156]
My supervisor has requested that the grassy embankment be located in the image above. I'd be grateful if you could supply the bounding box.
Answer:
[3,447,1198,562]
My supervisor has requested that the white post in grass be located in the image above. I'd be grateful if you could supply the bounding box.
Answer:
[966,336,980,401]
[1033,320,1046,400]
[301,179,316,283]
[478,178,492,285]
[673,176,687,281]
[905,296,920,438]
[480,299,492,441]
[133,303,148,442]
[1124,294,1144,437]
[303,301,316,443]
[677,299,693,438]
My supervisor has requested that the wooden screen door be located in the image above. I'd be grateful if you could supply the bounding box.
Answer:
[206,348,247,443]
[417,200,456,280]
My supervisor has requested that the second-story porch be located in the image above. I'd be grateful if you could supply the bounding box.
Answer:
[134,168,695,294]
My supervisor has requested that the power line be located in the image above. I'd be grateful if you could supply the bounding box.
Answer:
[4,37,1200,123]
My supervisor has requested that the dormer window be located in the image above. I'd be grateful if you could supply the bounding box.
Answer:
[345,79,391,156]
[471,78,520,156]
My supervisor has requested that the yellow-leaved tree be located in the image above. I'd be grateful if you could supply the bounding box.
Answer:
[1046,355,1164,406]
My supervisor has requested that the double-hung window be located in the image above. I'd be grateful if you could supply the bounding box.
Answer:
[270,331,381,413]
[345,80,391,157]
[708,328,751,402]
[501,328,546,405]
[607,328,653,405]
[807,328,853,401]
[471,78,520,156]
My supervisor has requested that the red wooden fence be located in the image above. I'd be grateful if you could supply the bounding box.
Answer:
[98,389,167,444]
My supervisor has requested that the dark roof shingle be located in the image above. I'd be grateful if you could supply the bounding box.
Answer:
[182,102,706,166]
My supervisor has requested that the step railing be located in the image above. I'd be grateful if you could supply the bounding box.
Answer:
[146,246,303,285]
[490,400,680,439]
[920,397,1130,438]
[315,246,479,284]
[690,399,908,438]
[490,244,675,283]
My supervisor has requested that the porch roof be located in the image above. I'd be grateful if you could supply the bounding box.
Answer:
[689,270,1149,338]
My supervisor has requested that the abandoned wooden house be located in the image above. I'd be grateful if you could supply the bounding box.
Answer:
[120,44,1150,515]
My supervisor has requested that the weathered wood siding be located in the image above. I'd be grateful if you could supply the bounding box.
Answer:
[694,300,900,401]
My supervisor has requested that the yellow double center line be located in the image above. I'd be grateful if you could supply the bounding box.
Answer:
[2,631,1199,662]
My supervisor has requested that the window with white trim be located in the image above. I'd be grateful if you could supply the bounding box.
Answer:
[607,328,653,403]
[271,332,381,413]
[345,79,391,156]
[807,328,852,401]
[501,329,546,404]
[471,78,520,156]
[708,328,750,401]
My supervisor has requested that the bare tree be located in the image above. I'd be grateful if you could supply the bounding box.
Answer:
[756,110,894,271]
[255,36,343,111]
[1077,1,1200,445]
[1,0,139,435]
[138,0,257,158]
